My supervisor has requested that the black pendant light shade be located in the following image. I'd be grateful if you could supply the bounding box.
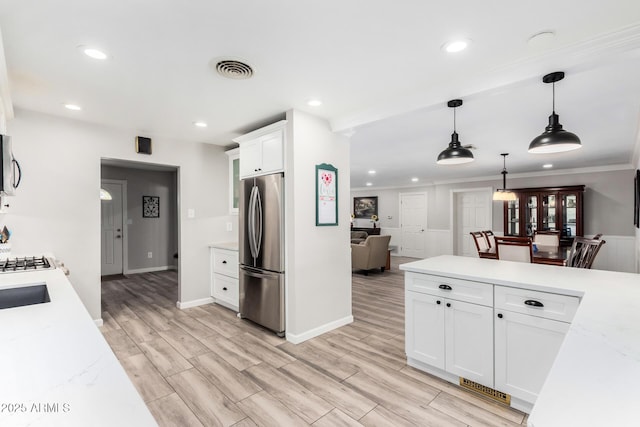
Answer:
[437,99,474,165]
[493,153,516,201]
[528,72,582,154]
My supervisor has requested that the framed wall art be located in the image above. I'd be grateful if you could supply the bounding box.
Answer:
[143,195,160,218]
[316,163,338,226]
[353,196,378,219]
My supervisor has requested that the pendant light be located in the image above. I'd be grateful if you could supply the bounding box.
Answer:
[437,99,474,165]
[528,71,581,154]
[493,153,517,201]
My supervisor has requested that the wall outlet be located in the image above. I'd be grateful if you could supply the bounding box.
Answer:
[226,222,233,232]
[147,252,152,259]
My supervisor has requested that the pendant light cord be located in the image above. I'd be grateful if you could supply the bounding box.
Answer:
[552,82,555,114]
[453,106,457,132]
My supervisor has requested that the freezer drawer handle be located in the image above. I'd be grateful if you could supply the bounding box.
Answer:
[524,299,544,308]
[438,284,452,290]
[242,268,276,280]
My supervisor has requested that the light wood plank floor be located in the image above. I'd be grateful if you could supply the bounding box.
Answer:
[101,257,527,426]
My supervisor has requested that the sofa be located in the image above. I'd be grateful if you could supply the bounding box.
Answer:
[351,235,391,275]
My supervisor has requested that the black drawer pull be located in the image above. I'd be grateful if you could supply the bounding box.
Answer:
[222,260,227,264]
[436,300,441,305]
[497,313,503,319]
[524,300,544,308]
[446,302,451,308]
[223,287,228,291]
[438,284,452,291]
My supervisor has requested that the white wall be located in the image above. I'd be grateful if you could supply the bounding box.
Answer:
[101,165,178,272]
[285,109,352,343]
[5,109,236,320]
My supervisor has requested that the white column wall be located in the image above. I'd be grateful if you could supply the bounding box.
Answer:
[285,109,352,343]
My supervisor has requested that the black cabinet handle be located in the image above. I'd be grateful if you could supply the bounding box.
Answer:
[222,260,227,264]
[524,300,544,308]
[439,284,452,291]
[497,313,503,319]
[446,303,451,308]
[436,300,441,305]
[223,287,227,291]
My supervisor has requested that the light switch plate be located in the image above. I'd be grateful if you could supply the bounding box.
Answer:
[187,209,195,219]
[226,222,233,231]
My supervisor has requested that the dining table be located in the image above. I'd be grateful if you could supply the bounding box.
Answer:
[478,245,570,266]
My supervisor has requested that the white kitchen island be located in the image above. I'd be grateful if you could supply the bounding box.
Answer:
[0,268,156,426]
[400,255,640,427]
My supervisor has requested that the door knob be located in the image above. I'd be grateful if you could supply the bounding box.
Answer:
[116,235,121,239]
[117,228,121,232]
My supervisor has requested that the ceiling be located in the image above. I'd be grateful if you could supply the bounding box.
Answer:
[1,1,640,188]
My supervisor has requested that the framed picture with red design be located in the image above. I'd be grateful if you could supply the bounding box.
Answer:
[316,163,338,226]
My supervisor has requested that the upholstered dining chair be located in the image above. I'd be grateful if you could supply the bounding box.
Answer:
[533,230,560,247]
[470,231,489,254]
[482,230,496,248]
[495,236,533,263]
[566,237,606,269]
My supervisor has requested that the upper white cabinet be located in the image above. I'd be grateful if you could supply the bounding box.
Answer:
[234,120,287,179]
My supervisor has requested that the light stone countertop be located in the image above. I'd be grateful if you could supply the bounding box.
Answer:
[400,255,640,427]
[208,241,239,251]
[0,268,156,427]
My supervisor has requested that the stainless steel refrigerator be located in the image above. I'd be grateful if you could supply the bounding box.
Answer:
[239,172,285,336]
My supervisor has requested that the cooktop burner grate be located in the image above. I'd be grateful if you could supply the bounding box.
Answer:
[0,256,53,272]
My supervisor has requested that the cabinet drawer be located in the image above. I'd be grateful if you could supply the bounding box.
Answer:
[213,273,239,305]
[494,286,579,323]
[212,249,239,278]
[405,272,493,307]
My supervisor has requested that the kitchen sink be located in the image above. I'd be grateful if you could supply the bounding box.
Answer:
[0,283,50,309]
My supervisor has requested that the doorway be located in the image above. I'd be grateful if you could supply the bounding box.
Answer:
[451,188,493,256]
[400,192,427,258]
[101,179,126,275]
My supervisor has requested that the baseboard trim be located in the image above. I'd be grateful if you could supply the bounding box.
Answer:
[286,315,353,344]
[125,265,175,274]
[176,297,214,309]
[94,318,104,327]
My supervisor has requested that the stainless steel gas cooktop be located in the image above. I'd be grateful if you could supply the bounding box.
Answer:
[0,256,54,273]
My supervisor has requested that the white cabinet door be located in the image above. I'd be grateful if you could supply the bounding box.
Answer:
[239,130,284,179]
[260,130,284,173]
[239,139,261,179]
[405,291,445,369]
[445,299,494,386]
[495,310,570,402]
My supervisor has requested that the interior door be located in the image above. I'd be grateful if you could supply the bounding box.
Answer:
[400,192,427,258]
[101,182,124,275]
[456,190,491,257]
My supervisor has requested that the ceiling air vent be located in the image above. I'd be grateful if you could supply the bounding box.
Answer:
[215,59,254,80]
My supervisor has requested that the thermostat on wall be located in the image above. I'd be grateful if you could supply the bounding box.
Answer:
[136,136,152,155]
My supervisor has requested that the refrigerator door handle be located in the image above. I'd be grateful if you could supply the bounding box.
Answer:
[248,185,258,260]
[255,186,263,259]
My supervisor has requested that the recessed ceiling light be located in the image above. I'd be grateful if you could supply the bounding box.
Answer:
[527,31,556,49]
[83,48,108,60]
[366,182,372,186]
[307,99,322,107]
[64,104,82,111]
[542,163,553,169]
[442,39,471,53]
[193,121,207,128]
[368,170,376,175]
[411,177,419,182]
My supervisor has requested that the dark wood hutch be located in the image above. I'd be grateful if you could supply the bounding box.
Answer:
[503,185,584,246]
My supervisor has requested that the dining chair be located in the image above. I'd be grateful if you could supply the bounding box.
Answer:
[566,237,606,269]
[482,230,496,249]
[533,230,560,247]
[592,233,603,240]
[495,236,533,263]
[470,231,490,253]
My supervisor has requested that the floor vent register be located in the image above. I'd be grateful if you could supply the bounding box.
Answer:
[459,377,511,405]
